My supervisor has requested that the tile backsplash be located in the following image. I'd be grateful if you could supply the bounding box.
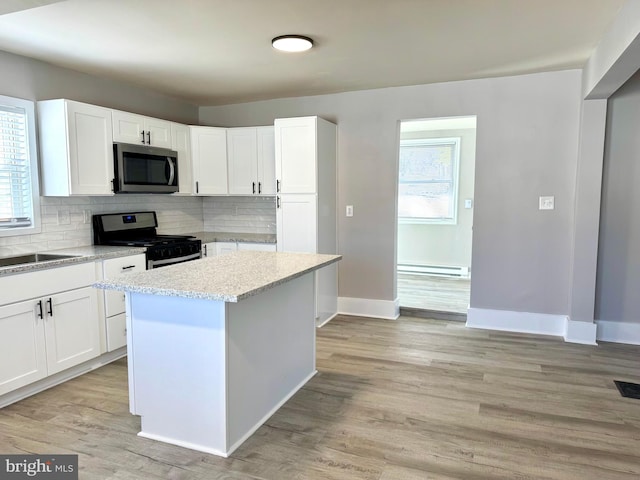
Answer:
[203,196,276,234]
[0,195,203,257]
[0,195,276,257]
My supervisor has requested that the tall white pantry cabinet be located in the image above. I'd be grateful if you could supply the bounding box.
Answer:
[275,116,338,325]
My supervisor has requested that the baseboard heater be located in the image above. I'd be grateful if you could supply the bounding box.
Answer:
[398,264,470,278]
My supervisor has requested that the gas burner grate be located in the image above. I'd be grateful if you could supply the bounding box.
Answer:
[614,380,640,400]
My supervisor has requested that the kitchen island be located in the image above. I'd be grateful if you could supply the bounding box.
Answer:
[95,250,341,457]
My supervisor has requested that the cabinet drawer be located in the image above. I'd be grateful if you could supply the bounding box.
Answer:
[105,290,127,318]
[103,254,146,278]
[237,242,277,252]
[102,255,145,317]
[106,313,127,352]
[1,262,96,306]
[215,242,238,256]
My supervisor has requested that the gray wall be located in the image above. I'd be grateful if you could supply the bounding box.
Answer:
[0,49,198,123]
[200,70,582,314]
[596,69,640,324]
[397,127,475,270]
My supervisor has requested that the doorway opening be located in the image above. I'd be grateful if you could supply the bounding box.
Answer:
[396,116,476,318]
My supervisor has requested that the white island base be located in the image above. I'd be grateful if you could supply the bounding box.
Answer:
[126,272,316,457]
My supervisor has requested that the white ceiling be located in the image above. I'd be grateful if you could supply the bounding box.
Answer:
[0,0,627,106]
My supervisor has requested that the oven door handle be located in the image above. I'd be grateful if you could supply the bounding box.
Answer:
[167,157,176,186]
[147,251,201,269]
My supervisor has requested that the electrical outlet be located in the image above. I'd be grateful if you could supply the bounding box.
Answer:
[84,209,92,224]
[346,205,353,217]
[539,196,555,210]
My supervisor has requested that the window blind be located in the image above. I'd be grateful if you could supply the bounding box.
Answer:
[0,103,33,228]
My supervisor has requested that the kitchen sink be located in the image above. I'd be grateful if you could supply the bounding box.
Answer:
[0,253,79,268]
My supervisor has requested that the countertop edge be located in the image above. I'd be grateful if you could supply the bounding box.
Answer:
[94,254,342,302]
[0,247,147,277]
[186,231,277,244]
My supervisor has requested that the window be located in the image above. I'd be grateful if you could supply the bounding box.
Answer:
[0,95,40,237]
[398,137,460,224]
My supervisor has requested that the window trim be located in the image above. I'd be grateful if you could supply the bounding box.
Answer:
[398,137,461,225]
[0,94,41,238]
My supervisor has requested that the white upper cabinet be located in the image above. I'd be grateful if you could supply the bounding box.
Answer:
[38,99,115,196]
[171,123,193,195]
[257,126,276,195]
[190,126,228,195]
[228,126,276,195]
[227,128,258,195]
[275,117,317,194]
[112,110,172,148]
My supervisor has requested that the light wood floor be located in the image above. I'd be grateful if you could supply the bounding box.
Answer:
[398,273,470,313]
[1,315,640,479]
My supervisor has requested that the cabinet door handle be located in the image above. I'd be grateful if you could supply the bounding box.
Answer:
[252,182,256,194]
[46,298,53,317]
[146,131,151,145]
[111,178,116,192]
[141,130,146,144]
[196,181,199,194]
[276,180,280,192]
[121,265,135,270]
[258,182,262,194]
[36,300,43,319]
[277,196,280,208]
[203,244,208,256]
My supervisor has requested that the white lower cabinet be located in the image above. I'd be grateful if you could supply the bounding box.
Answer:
[237,242,277,252]
[216,242,238,256]
[203,242,276,257]
[276,194,318,253]
[101,254,146,351]
[43,287,100,376]
[202,242,216,257]
[0,264,100,397]
[0,300,47,396]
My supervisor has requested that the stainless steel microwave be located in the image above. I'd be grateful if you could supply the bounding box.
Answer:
[113,142,179,193]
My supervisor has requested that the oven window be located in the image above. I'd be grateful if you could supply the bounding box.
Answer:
[123,153,171,185]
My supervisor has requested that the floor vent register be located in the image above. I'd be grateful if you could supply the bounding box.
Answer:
[614,380,640,400]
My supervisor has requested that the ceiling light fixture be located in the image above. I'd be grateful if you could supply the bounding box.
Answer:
[272,35,313,52]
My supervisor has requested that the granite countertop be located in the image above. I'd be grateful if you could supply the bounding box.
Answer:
[185,232,277,244]
[0,245,147,277]
[95,251,341,302]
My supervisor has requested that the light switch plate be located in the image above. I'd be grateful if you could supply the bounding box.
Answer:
[346,205,353,217]
[539,196,554,210]
[464,199,473,209]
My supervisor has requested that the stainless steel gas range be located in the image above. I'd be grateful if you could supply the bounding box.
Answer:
[92,211,201,269]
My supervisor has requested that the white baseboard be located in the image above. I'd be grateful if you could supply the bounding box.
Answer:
[138,431,228,458]
[316,311,338,328]
[338,297,400,320]
[225,369,317,457]
[596,320,640,345]
[466,307,567,336]
[467,308,602,345]
[564,319,597,345]
[0,347,127,409]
